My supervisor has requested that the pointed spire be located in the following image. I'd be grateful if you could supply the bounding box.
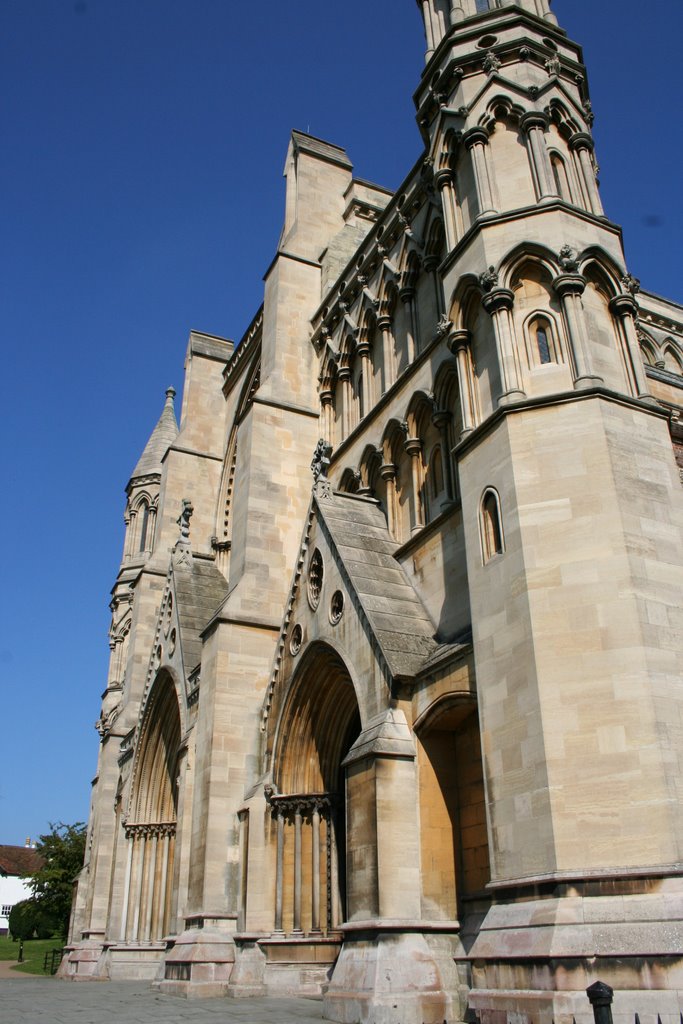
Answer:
[129,387,179,482]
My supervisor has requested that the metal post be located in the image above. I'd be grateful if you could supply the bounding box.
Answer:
[587,980,614,1024]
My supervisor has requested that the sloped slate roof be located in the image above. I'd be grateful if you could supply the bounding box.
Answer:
[172,558,229,678]
[315,490,438,679]
[0,845,44,877]
[130,388,179,481]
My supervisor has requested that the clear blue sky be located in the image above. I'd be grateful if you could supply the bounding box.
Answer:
[1,0,681,845]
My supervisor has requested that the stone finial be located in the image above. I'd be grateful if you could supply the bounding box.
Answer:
[176,499,194,543]
[311,439,333,483]
[479,266,499,292]
[165,386,176,403]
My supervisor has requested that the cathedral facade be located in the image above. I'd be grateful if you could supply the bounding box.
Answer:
[63,3,683,1023]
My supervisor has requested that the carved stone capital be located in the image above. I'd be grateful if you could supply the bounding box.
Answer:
[422,255,439,274]
[377,315,393,332]
[379,462,397,482]
[609,293,639,319]
[431,408,451,430]
[399,286,415,304]
[356,341,371,359]
[447,328,471,354]
[482,288,515,315]
[568,131,594,153]
[434,168,454,191]
[520,111,549,134]
[463,126,489,150]
[553,273,586,298]
[404,436,423,458]
[337,366,352,382]
[319,388,334,405]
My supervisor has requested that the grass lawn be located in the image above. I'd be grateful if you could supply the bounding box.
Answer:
[0,935,64,975]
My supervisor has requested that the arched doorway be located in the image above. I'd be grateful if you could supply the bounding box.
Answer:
[120,672,181,942]
[269,645,361,935]
[415,698,490,922]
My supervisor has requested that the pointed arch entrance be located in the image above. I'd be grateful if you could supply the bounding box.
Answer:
[120,671,181,943]
[269,644,361,935]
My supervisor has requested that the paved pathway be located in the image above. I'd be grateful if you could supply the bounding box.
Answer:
[0,976,325,1023]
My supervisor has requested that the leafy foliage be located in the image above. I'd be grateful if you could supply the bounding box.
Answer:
[7,900,57,940]
[25,822,86,938]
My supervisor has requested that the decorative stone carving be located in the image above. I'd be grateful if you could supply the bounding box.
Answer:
[176,499,193,543]
[483,50,501,75]
[559,245,580,273]
[311,439,332,482]
[519,46,531,61]
[545,55,561,76]
[95,702,121,739]
[583,100,595,127]
[479,265,499,292]
[435,314,453,339]
[621,273,641,295]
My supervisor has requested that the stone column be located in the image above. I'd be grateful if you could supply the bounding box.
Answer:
[521,112,556,202]
[450,1,465,22]
[553,273,603,389]
[378,316,396,393]
[131,831,146,941]
[435,169,459,250]
[356,340,372,416]
[448,328,477,437]
[419,0,436,59]
[274,809,284,933]
[609,292,650,399]
[569,132,603,215]
[399,286,418,362]
[157,828,172,939]
[147,505,157,553]
[143,829,158,941]
[464,127,497,217]
[482,288,526,404]
[293,802,303,933]
[311,801,321,933]
[338,366,352,438]
[379,462,398,539]
[432,408,456,504]
[119,832,134,941]
[319,388,334,444]
[237,811,249,933]
[404,437,425,534]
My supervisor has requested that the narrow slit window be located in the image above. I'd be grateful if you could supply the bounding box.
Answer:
[139,504,150,552]
[481,489,503,562]
[536,324,552,364]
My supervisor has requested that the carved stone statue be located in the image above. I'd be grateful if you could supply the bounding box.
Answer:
[311,439,333,482]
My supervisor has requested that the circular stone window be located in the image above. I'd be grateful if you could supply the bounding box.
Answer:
[543,37,558,52]
[329,590,344,625]
[308,549,324,610]
[168,628,177,657]
[477,34,498,49]
[290,624,303,656]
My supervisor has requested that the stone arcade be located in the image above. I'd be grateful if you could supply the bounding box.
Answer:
[63,2,683,1022]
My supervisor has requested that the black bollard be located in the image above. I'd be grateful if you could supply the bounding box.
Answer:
[587,981,614,1024]
[18,938,24,963]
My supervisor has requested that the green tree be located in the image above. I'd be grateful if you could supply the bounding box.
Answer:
[8,899,58,940]
[25,822,86,938]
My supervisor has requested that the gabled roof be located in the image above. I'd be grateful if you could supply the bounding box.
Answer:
[315,490,438,679]
[0,845,43,877]
[130,387,179,482]
[172,557,229,678]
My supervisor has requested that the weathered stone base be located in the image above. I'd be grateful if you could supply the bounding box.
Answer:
[227,935,268,997]
[155,927,235,998]
[323,926,466,1024]
[260,933,341,998]
[57,939,106,980]
[467,881,683,1024]
[105,942,167,980]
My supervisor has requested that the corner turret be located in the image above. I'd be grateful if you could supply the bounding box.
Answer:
[123,387,178,562]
